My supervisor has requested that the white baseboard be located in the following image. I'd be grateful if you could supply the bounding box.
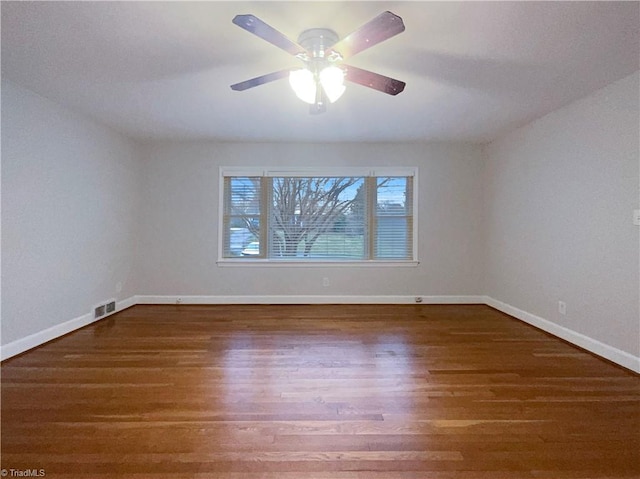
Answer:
[484,296,640,374]
[3,294,638,374]
[135,294,485,305]
[0,296,136,361]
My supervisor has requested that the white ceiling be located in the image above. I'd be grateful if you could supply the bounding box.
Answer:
[2,1,638,143]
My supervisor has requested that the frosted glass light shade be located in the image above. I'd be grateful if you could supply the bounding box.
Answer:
[319,66,346,103]
[289,69,316,104]
[290,66,346,105]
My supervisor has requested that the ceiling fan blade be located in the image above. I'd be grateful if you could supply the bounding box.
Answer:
[230,70,291,91]
[233,14,307,57]
[326,11,405,60]
[344,65,405,96]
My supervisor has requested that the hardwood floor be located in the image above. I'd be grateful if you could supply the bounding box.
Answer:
[2,304,639,478]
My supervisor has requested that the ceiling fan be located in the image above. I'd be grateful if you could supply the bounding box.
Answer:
[230,11,406,114]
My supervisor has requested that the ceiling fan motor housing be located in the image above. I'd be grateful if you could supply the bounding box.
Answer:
[297,28,339,59]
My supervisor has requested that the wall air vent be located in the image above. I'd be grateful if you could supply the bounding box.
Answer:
[94,305,106,318]
[106,301,116,314]
[93,299,117,319]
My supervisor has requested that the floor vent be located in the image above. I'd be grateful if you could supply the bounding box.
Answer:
[94,305,106,318]
[106,301,116,314]
[94,300,117,319]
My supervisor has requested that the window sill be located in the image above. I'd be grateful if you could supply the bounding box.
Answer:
[217,259,419,268]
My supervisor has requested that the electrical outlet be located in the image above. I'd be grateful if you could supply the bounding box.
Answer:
[558,301,567,316]
[322,277,330,287]
[94,305,106,318]
[634,209,640,226]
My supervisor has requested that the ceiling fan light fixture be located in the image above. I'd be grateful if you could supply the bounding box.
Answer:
[289,68,316,104]
[319,66,346,103]
[289,65,345,106]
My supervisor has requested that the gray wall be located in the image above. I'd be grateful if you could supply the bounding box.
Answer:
[483,72,639,357]
[1,80,140,345]
[135,141,484,298]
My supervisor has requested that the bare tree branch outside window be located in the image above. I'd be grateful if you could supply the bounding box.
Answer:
[271,177,362,257]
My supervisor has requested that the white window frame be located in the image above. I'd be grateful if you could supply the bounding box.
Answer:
[217,167,419,267]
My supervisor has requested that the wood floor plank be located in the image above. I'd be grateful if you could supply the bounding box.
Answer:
[2,304,639,478]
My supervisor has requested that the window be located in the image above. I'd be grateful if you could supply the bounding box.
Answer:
[220,168,417,263]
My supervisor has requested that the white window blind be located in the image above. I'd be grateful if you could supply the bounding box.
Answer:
[220,169,416,262]
[223,177,264,258]
[374,177,413,259]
